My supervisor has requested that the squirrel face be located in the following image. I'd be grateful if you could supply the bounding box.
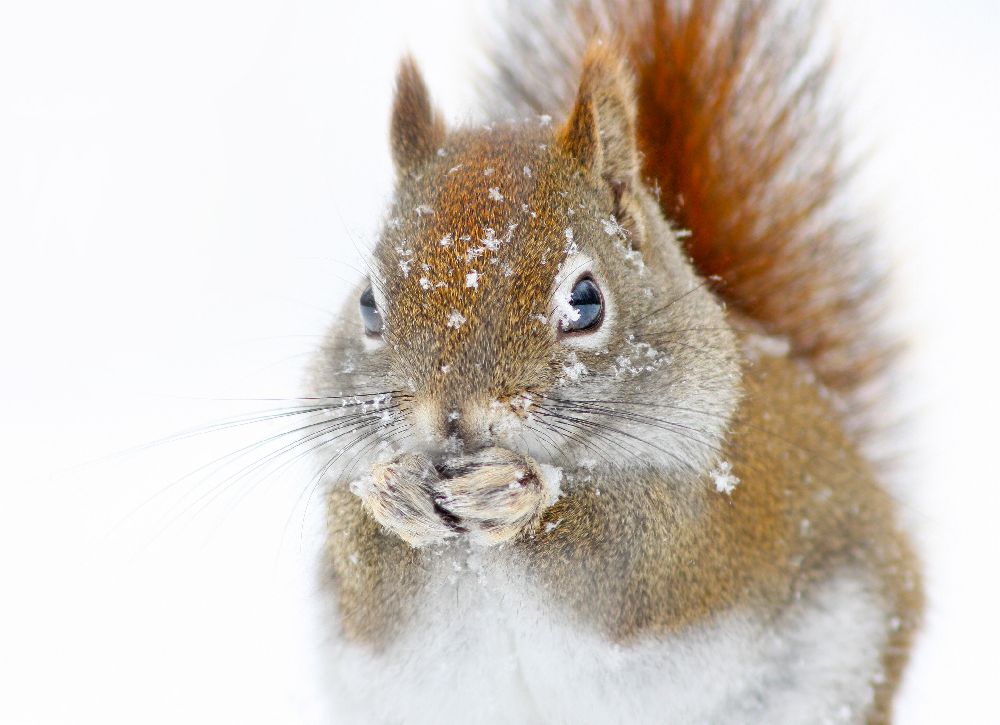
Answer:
[314,52,742,477]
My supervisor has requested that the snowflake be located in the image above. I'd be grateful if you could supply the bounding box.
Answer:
[602,214,628,238]
[712,460,740,495]
[564,226,578,255]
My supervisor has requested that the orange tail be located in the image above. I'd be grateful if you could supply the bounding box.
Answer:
[484,0,894,449]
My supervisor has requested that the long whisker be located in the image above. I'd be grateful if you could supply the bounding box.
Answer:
[632,278,714,324]
[544,398,727,458]
[533,406,664,468]
[210,412,408,540]
[144,411,391,546]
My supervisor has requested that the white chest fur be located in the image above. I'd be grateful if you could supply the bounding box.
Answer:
[319,545,887,724]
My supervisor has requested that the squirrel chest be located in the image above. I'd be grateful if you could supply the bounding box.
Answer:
[320,541,890,724]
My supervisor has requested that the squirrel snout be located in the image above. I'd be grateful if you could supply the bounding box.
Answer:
[410,398,507,457]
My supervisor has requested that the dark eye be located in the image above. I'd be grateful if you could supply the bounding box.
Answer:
[560,277,604,334]
[359,286,383,336]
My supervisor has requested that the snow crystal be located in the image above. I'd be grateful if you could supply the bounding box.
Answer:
[488,187,504,202]
[466,246,485,261]
[440,364,450,374]
[602,214,628,238]
[398,259,411,277]
[555,292,582,328]
[523,165,532,177]
[617,243,646,272]
[544,518,563,534]
[447,410,460,421]
[561,351,589,383]
[484,167,495,177]
[414,204,434,216]
[419,276,432,290]
[465,270,480,288]
[564,227,578,255]
[538,114,552,126]
[439,233,453,247]
[447,310,467,329]
[612,337,668,379]
[712,460,740,495]
[348,476,372,498]
[538,463,563,504]
[481,227,499,250]
[436,147,447,157]
[447,164,463,175]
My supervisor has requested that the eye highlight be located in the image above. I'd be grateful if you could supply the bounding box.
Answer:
[560,277,604,334]
[359,286,383,337]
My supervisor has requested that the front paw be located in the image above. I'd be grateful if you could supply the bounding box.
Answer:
[355,453,460,547]
[435,448,561,545]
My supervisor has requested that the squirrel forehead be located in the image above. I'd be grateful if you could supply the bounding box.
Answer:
[375,127,600,304]
[377,126,593,272]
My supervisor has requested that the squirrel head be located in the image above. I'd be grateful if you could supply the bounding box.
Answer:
[313,46,742,475]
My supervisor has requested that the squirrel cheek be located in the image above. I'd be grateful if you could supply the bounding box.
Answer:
[408,400,441,445]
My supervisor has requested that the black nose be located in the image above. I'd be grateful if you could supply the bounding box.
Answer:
[443,413,460,439]
[438,405,495,454]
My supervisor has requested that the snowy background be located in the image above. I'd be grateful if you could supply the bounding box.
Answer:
[0,1,997,722]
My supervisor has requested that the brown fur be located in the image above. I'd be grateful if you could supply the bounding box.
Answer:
[517,345,921,722]
[314,5,922,721]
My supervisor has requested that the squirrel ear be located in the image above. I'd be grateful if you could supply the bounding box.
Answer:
[557,45,639,190]
[390,57,446,177]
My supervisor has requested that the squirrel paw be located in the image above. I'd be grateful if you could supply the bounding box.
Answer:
[358,453,460,548]
[435,447,556,546]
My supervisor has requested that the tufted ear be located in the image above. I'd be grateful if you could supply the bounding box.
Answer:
[390,57,446,178]
[557,44,639,194]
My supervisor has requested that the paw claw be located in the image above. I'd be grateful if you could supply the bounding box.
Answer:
[356,448,557,547]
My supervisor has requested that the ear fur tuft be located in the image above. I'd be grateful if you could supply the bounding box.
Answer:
[390,57,446,177]
[558,43,639,190]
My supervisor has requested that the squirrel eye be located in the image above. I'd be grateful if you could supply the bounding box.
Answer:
[359,286,383,336]
[560,277,604,334]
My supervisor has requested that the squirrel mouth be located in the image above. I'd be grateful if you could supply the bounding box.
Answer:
[433,458,477,480]
[431,498,467,533]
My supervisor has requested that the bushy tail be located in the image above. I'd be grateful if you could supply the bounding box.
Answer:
[482,0,894,447]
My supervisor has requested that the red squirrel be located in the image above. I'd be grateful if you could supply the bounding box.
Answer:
[307,1,922,721]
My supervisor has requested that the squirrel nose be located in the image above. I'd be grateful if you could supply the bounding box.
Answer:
[410,398,496,452]
[440,404,495,453]
[443,409,461,439]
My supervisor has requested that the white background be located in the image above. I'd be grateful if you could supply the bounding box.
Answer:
[0,1,997,722]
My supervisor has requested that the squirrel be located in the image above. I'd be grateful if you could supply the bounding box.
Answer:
[307,0,922,722]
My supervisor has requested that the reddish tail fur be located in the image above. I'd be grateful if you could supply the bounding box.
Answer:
[484,0,894,448]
